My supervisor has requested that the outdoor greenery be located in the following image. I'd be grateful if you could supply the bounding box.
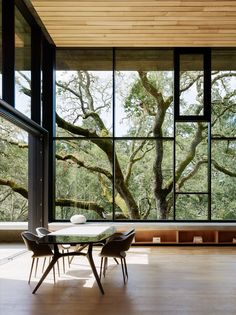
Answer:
[0,117,28,221]
[0,60,235,221]
[54,65,236,220]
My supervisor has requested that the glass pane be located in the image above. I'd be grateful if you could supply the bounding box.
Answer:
[211,71,236,137]
[0,117,28,221]
[56,49,113,137]
[179,54,204,116]
[212,141,236,220]
[115,140,173,220]
[0,0,2,98]
[15,7,31,117]
[55,139,112,220]
[175,194,208,220]
[115,49,174,137]
[175,122,208,192]
[211,49,236,137]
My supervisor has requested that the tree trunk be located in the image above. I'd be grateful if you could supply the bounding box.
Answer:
[153,106,170,219]
[56,115,140,219]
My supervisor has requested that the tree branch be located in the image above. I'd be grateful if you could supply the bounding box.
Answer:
[211,102,236,128]
[138,71,165,106]
[0,137,28,148]
[124,138,153,185]
[56,81,84,103]
[0,179,28,198]
[56,113,99,138]
[212,159,236,177]
[55,198,105,218]
[176,160,208,191]
[0,177,106,218]
[56,153,112,180]
[98,174,129,217]
[166,123,205,193]
[212,72,236,86]
[175,123,205,182]
[179,72,203,94]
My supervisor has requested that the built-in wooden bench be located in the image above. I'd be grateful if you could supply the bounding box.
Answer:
[50,222,236,246]
[2,222,236,245]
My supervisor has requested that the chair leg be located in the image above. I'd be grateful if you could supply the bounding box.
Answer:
[99,257,104,279]
[120,258,126,284]
[69,256,74,265]
[57,261,60,277]
[67,249,70,267]
[42,257,46,273]
[123,257,128,279]
[35,258,39,277]
[103,257,108,278]
[28,258,35,284]
[113,258,119,265]
[52,266,56,283]
[62,250,65,273]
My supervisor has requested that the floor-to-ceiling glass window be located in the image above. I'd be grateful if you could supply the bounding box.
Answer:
[115,49,174,220]
[174,51,210,220]
[0,116,29,221]
[55,49,113,220]
[53,48,236,222]
[15,6,31,117]
[211,49,236,220]
[0,0,2,99]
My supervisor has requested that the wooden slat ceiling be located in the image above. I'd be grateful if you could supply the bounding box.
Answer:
[30,0,236,47]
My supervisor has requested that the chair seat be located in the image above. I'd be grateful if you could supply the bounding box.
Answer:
[99,250,126,259]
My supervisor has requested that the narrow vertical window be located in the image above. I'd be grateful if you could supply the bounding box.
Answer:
[15,6,31,117]
[175,49,211,121]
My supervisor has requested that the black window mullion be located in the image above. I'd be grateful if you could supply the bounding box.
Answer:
[2,0,15,106]
[31,27,42,124]
[203,49,212,221]
[204,49,211,122]
[112,48,116,221]
[42,37,56,223]
[208,122,212,220]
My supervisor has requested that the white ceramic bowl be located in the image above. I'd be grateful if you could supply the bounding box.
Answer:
[70,214,87,224]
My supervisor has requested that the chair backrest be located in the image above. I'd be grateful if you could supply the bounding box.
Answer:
[21,231,53,257]
[36,227,50,237]
[120,228,135,237]
[108,228,135,242]
[118,231,135,252]
[101,231,135,257]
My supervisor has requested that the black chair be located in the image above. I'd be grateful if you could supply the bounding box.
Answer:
[99,230,135,284]
[36,227,71,273]
[108,228,135,240]
[21,231,56,284]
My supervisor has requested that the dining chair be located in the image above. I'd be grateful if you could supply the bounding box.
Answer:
[36,227,71,273]
[99,230,135,284]
[106,228,135,265]
[109,228,135,241]
[21,231,56,284]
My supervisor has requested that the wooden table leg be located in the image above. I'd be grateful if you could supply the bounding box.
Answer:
[86,243,104,295]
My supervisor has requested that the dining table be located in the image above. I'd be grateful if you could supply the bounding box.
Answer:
[33,224,116,294]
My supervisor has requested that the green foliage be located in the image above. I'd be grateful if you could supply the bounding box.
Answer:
[54,69,235,221]
[1,67,236,222]
[55,140,112,220]
[0,118,28,221]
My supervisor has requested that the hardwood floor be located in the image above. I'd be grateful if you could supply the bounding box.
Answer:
[1,245,236,315]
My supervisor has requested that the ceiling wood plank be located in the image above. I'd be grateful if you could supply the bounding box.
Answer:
[30,0,236,47]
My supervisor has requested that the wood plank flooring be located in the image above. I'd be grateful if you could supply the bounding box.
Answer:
[1,245,236,315]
